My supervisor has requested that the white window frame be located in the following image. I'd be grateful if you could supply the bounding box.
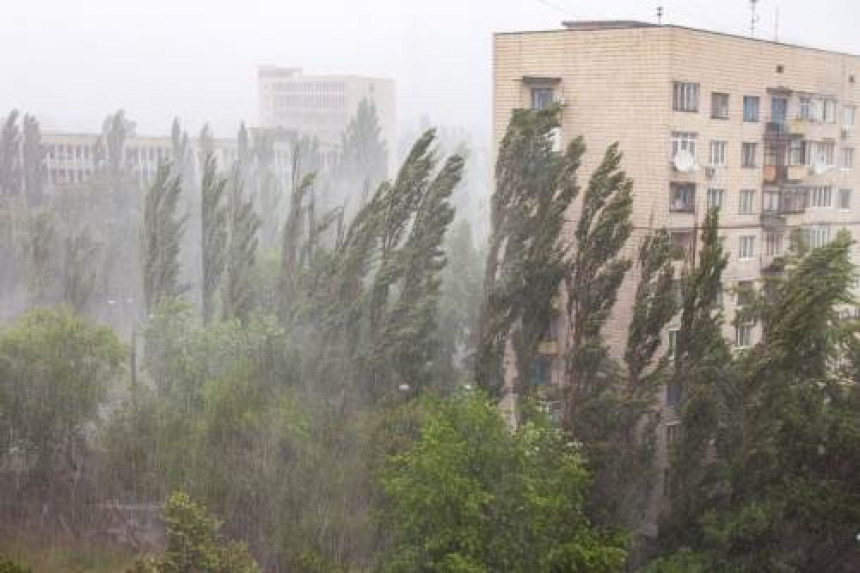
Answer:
[671,132,698,161]
[743,95,761,122]
[673,82,700,112]
[735,324,753,349]
[765,232,783,256]
[810,186,832,208]
[709,140,727,166]
[823,99,838,123]
[739,189,756,215]
[815,141,836,167]
[739,235,756,260]
[707,188,724,210]
[807,225,831,248]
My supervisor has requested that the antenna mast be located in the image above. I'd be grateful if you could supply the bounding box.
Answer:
[657,6,664,25]
[774,5,780,41]
[750,0,760,38]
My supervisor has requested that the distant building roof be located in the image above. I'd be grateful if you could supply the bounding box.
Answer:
[561,20,655,31]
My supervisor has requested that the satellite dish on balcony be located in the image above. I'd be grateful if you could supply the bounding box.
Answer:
[812,159,829,175]
[673,150,696,173]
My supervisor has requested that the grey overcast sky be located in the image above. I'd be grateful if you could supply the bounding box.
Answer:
[2,0,858,140]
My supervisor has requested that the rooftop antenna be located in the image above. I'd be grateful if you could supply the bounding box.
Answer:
[657,6,664,25]
[774,5,780,42]
[750,0,760,38]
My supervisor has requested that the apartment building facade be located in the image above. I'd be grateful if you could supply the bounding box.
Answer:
[258,66,396,171]
[494,21,860,528]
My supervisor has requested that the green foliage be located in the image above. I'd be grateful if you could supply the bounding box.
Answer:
[0,556,30,573]
[653,230,860,572]
[62,227,101,313]
[380,391,627,572]
[0,308,124,490]
[476,105,575,398]
[130,492,260,573]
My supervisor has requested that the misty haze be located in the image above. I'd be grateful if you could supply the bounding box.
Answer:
[1,1,860,572]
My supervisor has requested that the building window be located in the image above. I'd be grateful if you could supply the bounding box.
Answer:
[711,93,729,119]
[807,225,831,248]
[707,188,724,210]
[823,100,837,123]
[529,356,552,387]
[814,142,836,167]
[765,232,784,256]
[739,189,756,214]
[670,231,694,261]
[736,280,755,307]
[666,384,681,408]
[673,82,700,112]
[844,106,856,129]
[839,189,852,210]
[670,183,696,212]
[666,422,681,446]
[739,235,756,260]
[667,328,679,358]
[799,97,814,121]
[842,148,854,170]
[789,139,807,166]
[709,140,727,166]
[530,87,555,111]
[743,96,761,122]
[735,324,753,348]
[742,142,758,168]
[810,186,832,208]
[671,132,697,160]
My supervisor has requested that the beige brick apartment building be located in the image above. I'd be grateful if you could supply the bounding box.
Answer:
[494,21,860,526]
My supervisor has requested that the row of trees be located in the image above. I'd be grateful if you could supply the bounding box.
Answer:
[2,100,859,572]
[475,105,860,571]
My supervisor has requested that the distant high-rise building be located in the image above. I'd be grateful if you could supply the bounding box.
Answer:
[257,66,396,168]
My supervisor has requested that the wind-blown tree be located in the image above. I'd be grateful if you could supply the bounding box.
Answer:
[222,168,260,323]
[625,229,677,390]
[338,98,388,194]
[563,142,633,427]
[0,111,22,197]
[142,162,187,313]
[198,124,215,166]
[662,208,733,544]
[24,210,58,304]
[200,153,229,324]
[577,228,677,533]
[62,228,101,313]
[655,230,860,572]
[254,129,280,248]
[475,106,581,401]
[380,153,463,392]
[21,114,44,205]
[101,110,132,201]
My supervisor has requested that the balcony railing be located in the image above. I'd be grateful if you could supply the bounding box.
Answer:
[760,211,786,229]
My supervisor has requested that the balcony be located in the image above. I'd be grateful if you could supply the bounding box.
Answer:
[763,164,807,184]
[760,211,786,230]
[761,255,786,275]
